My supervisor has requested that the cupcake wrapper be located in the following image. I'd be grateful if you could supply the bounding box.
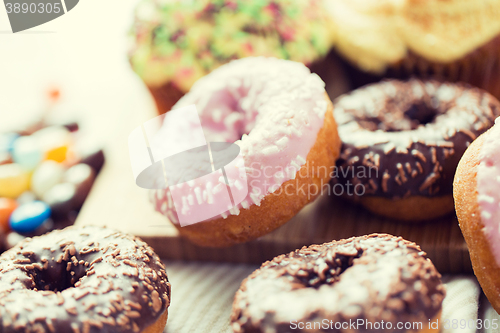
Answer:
[148,83,186,115]
[388,34,500,100]
[309,50,352,100]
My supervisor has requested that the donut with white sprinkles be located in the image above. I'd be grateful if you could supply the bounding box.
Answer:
[231,234,445,333]
[332,79,500,221]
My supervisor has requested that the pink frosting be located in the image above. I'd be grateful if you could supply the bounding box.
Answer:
[477,117,500,266]
[151,57,328,226]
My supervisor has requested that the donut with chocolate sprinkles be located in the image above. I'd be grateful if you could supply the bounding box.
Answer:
[0,225,171,333]
[332,79,500,221]
[231,234,445,333]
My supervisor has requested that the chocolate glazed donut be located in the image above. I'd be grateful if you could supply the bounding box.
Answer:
[332,79,500,221]
[0,226,171,333]
[231,234,445,333]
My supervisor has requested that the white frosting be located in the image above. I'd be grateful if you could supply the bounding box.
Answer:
[153,57,328,225]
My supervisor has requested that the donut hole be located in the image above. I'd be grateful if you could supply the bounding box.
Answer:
[356,102,438,132]
[299,249,363,288]
[403,102,437,127]
[201,89,255,142]
[30,262,88,292]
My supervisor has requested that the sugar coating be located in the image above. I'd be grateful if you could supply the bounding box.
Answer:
[129,0,332,90]
[0,226,171,332]
[231,234,445,332]
[477,117,500,267]
[153,57,328,225]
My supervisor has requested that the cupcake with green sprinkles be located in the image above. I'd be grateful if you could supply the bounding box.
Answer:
[129,0,334,114]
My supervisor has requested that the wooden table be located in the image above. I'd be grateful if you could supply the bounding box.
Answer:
[0,0,496,331]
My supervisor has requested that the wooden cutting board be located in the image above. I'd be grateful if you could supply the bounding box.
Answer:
[75,103,471,273]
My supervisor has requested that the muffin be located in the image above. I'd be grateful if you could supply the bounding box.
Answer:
[324,0,500,98]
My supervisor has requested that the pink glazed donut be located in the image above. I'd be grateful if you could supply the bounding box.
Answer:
[151,57,341,247]
[454,117,500,313]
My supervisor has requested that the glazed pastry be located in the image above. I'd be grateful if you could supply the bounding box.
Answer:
[454,118,500,313]
[151,57,341,247]
[129,0,333,114]
[231,234,445,333]
[332,79,500,221]
[324,0,500,99]
[0,225,171,333]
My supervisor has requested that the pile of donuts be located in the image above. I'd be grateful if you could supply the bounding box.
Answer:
[149,56,500,238]
[142,55,500,331]
[0,69,455,333]
[1,0,500,332]
[0,91,104,252]
[126,0,500,331]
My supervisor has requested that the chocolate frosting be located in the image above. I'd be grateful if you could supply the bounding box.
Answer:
[231,234,445,333]
[332,79,500,198]
[0,226,171,333]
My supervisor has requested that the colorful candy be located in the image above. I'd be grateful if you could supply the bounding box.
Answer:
[0,133,19,153]
[16,191,37,205]
[42,183,77,219]
[9,201,51,234]
[0,94,104,250]
[0,198,18,233]
[63,163,95,206]
[0,164,30,199]
[5,219,54,248]
[31,161,65,198]
[33,126,72,163]
[12,135,43,170]
[5,232,25,250]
